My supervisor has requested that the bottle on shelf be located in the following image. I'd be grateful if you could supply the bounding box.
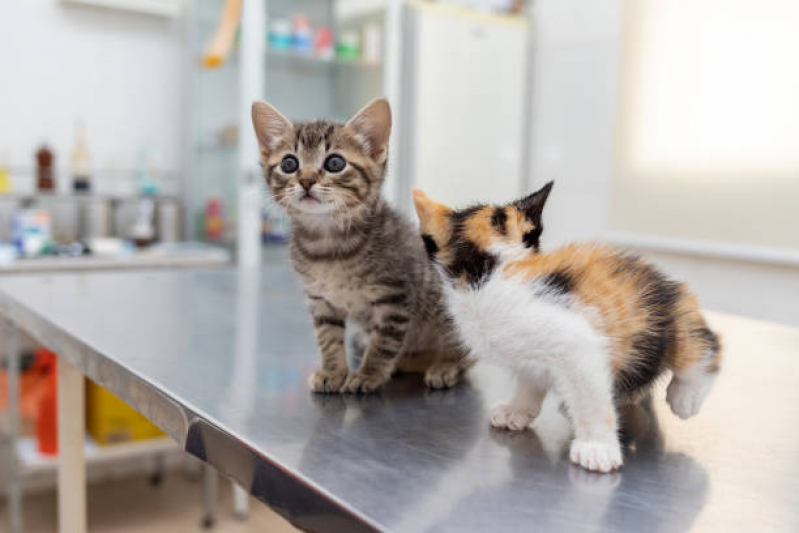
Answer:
[70,121,92,193]
[0,152,10,193]
[293,15,313,56]
[204,197,224,241]
[130,198,156,248]
[36,144,55,192]
[315,27,334,60]
[336,31,361,61]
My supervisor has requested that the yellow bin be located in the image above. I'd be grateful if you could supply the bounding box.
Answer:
[85,379,164,445]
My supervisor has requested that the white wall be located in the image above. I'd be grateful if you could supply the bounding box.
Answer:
[0,0,185,194]
[528,0,799,328]
[528,0,622,247]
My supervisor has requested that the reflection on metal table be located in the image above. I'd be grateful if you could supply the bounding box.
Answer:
[1,254,798,532]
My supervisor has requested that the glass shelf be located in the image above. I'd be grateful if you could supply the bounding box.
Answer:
[266,50,381,71]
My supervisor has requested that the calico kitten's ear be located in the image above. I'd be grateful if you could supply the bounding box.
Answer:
[516,181,554,223]
[252,101,292,155]
[346,98,392,163]
[412,189,452,257]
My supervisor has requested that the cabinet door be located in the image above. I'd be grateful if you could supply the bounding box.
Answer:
[406,5,529,207]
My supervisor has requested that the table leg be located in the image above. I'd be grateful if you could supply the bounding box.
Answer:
[5,320,22,533]
[232,482,249,520]
[202,464,218,529]
[58,357,86,533]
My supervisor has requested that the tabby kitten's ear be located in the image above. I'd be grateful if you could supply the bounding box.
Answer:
[346,98,392,163]
[252,101,293,155]
[412,189,452,255]
[515,181,554,224]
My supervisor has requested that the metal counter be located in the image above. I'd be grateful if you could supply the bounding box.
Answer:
[1,257,797,532]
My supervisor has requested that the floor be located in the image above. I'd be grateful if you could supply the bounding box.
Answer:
[0,472,298,532]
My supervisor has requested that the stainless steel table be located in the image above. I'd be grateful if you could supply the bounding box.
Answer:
[1,256,798,532]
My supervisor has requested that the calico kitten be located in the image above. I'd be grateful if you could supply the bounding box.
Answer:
[252,98,470,394]
[412,182,721,472]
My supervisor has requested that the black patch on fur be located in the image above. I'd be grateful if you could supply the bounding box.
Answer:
[374,347,399,360]
[378,279,406,290]
[313,316,345,328]
[422,234,439,259]
[614,263,682,397]
[541,270,575,295]
[522,227,543,250]
[293,230,372,262]
[447,241,497,288]
[349,161,372,184]
[491,207,507,235]
[696,326,719,352]
[515,182,553,250]
[294,124,303,151]
[299,122,325,149]
[371,293,407,306]
[323,124,335,151]
[319,337,344,354]
[373,324,407,343]
[443,205,497,288]
[451,205,484,225]
[336,182,363,199]
[692,326,721,370]
[385,314,410,324]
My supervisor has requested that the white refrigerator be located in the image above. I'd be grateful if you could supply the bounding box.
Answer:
[398,3,531,211]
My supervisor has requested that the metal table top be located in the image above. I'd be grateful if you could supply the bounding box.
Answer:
[0,255,797,532]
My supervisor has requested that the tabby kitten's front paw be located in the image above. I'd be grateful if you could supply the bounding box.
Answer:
[309,369,348,393]
[340,372,388,394]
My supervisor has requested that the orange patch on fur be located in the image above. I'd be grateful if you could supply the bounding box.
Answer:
[412,189,452,244]
[503,243,717,377]
[463,207,498,249]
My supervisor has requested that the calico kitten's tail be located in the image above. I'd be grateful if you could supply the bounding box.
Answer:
[665,295,722,419]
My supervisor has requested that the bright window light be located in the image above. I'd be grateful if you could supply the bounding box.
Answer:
[623,0,799,175]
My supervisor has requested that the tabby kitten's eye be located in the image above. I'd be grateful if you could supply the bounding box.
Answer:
[323,155,346,173]
[280,155,299,174]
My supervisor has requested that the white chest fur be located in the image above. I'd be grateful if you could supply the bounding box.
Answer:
[443,273,605,370]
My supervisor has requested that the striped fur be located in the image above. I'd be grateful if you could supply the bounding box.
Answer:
[253,98,470,393]
[413,183,722,472]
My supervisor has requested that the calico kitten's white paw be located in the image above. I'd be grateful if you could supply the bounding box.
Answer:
[340,372,388,394]
[424,363,461,389]
[490,403,535,431]
[666,376,712,419]
[569,439,623,473]
[309,369,348,393]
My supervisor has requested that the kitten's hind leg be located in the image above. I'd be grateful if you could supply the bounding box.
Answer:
[491,373,548,431]
[554,340,623,473]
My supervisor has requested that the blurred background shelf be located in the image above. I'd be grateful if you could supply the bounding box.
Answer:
[266,49,381,70]
[0,242,231,274]
[16,436,178,476]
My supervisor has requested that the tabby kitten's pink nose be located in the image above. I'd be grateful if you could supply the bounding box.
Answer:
[299,177,316,192]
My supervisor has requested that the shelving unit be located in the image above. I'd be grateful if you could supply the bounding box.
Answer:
[184,0,400,250]
[15,436,178,476]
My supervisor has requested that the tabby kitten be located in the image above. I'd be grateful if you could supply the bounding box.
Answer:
[413,182,721,472]
[252,98,470,394]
